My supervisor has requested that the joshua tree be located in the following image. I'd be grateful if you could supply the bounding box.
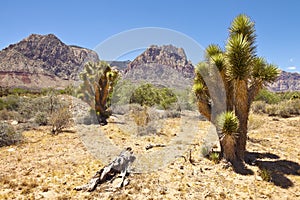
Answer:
[193,14,279,162]
[77,61,119,125]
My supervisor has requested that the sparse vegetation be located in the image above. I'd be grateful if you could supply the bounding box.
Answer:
[34,111,48,125]
[0,122,22,147]
[258,168,272,182]
[50,107,72,134]
[209,152,220,164]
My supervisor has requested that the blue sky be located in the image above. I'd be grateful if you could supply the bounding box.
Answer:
[1,0,300,72]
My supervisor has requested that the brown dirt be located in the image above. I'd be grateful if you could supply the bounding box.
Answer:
[0,114,299,199]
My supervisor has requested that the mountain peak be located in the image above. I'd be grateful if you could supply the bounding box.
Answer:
[0,33,99,89]
[126,44,194,78]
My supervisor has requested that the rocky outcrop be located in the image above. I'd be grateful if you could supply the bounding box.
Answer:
[268,71,300,92]
[0,34,99,89]
[126,45,194,79]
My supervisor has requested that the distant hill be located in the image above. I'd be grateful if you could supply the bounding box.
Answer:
[125,44,195,79]
[0,34,99,89]
[107,60,130,71]
[123,45,195,89]
[268,71,300,92]
[0,34,299,92]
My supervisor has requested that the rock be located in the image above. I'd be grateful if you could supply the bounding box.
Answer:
[11,120,18,125]
[7,148,15,152]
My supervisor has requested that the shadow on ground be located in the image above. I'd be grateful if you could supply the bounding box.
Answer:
[245,151,300,188]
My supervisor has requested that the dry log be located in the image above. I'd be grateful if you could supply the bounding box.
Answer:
[145,144,166,150]
[74,147,135,192]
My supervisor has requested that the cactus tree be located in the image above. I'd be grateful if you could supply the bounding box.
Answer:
[77,61,119,125]
[194,14,279,162]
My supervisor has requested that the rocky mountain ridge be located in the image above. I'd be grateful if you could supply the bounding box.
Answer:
[0,34,99,89]
[268,70,300,92]
[0,34,299,92]
[125,45,195,79]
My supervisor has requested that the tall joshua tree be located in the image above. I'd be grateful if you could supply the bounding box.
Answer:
[77,61,119,125]
[194,14,279,162]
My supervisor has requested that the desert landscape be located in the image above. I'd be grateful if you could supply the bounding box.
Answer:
[1,3,300,199]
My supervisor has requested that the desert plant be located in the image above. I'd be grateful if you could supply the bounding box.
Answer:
[209,152,220,164]
[34,112,48,126]
[49,107,72,134]
[130,83,178,109]
[217,112,239,162]
[193,14,279,162]
[77,61,119,125]
[254,89,280,104]
[258,168,272,182]
[0,122,22,147]
[251,101,266,114]
[248,114,265,131]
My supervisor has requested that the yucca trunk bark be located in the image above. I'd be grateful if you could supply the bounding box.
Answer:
[234,80,249,161]
[94,77,110,126]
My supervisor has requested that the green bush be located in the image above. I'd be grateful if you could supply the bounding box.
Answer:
[254,89,280,104]
[130,83,177,109]
[0,122,22,147]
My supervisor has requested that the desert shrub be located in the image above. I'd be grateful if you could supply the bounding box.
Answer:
[0,122,22,147]
[209,152,220,164]
[1,95,20,111]
[58,85,75,95]
[34,112,48,125]
[201,145,210,157]
[0,98,5,110]
[50,107,72,134]
[163,110,181,118]
[265,104,278,116]
[254,89,280,104]
[0,109,22,122]
[258,168,272,182]
[251,101,266,114]
[248,114,265,131]
[130,83,177,109]
[264,99,300,117]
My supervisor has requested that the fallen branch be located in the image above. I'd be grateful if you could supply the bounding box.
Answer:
[74,147,135,192]
[145,144,166,150]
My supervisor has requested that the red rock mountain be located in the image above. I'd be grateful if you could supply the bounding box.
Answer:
[0,34,99,89]
[126,45,195,79]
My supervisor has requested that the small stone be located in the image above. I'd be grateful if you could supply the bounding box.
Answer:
[11,120,18,125]
[7,148,15,152]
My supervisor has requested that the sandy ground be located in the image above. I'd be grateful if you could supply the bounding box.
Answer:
[0,114,299,199]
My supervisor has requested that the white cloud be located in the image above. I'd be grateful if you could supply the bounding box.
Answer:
[287,66,296,70]
[289,58,294,62]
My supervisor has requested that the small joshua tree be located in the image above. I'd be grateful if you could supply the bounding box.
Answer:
[77,61,119,125]
[217,111,239,162]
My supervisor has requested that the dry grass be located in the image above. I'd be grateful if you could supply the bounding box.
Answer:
[0,114,299,199]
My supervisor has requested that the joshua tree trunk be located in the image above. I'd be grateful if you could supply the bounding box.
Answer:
[94,75,111,126]
[234,80,249,161]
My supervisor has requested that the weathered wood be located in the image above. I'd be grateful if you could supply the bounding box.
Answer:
[74,147,135,192]
[145,144,166,150]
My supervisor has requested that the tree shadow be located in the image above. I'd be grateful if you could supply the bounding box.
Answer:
[245,151,300,188]
[232,160,254,175]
